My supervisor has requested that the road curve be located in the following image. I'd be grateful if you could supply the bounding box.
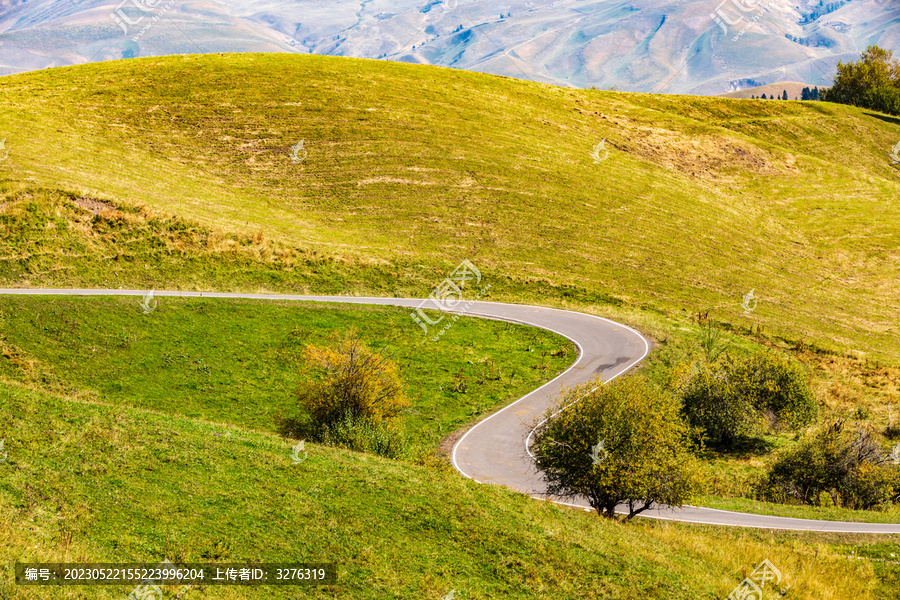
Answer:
[3,288,899,534]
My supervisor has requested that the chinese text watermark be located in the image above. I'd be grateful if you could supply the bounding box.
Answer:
[410,259,491,341]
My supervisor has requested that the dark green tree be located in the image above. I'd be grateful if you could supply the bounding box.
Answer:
[823,45,900,114]
[674,349,818,446]
[760,420,900,509]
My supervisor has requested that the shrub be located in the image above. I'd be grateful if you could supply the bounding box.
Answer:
[282,331,409,458]
[759,420,900,509]
[863,86,900,116]
[532,376,700,520]
[674,349,817,446]
[732,349,818,430]
[675,360,761,445]
[298,331,408,426]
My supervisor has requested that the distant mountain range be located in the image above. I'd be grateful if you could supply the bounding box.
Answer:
[0,0,897,94]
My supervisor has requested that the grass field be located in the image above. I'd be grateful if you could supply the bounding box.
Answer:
[0,295,574,458]
[0,54,898,362]
[2,383,898,600]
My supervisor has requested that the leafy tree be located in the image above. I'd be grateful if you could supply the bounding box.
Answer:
[801,87,810,100]
[823,45,900,115]
[674,349,818,446]
[761,93,767,99]
[532,376,699,520]
[811,86,820,100]
[735,350,818,429]
[782,90,788,100]
[863,85,900,116]
[760,420,900,509]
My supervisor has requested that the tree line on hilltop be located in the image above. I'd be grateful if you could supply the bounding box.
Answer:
[823,45,900,116]
[751,88,820,101]
[741,45,900,117]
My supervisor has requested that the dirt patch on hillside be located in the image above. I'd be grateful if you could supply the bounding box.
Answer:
[619,128,797,180]
[71,195,118,214]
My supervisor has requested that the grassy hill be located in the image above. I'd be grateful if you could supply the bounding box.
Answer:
[2,382,898,600]
[0,53,898,364]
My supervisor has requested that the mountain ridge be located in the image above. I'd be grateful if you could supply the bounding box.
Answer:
[0,0,896,94]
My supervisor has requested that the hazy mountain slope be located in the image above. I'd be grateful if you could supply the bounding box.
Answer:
[0,0,897,93]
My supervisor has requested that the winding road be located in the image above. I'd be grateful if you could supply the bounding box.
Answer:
[3,288,899,533]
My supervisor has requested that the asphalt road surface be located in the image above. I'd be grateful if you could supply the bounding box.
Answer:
[3,288,899,533]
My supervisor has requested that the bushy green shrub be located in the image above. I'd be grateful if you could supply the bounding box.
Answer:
[733,350,818,429]
[758,420,900,510]
[674,349,817,446]
[297,331,408,425]
[863,86,900,116]
[675,360,761,445]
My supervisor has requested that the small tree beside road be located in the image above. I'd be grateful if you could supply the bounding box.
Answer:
[532,376,699,520]
[298,330,408,425]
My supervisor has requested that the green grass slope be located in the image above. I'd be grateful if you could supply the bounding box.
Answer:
[0,295,573,457]
[0,54,899,362]
[2,382,897,600]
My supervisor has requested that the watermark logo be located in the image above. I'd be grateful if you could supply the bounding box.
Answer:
[889,142,900,165]
[291,440,308,464]
[724,558,790,600]
[741,289,757,314]
[110,0,177,41]
[110,0,157,35]
[410,259,491,341]
[0,439,7,463]
[290,140,308,163]
[0,138,8,163]
[590,139,609,163]
[890,443,900,465]
[125,559,191,600]
[139,290,158,315]
[590,439,608,465]
[442,591,456,600]
[441,0,458,11]
[710,0,773,41]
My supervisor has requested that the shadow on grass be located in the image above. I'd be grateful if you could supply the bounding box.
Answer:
[702,435,776,458]
[863,111,900,127]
